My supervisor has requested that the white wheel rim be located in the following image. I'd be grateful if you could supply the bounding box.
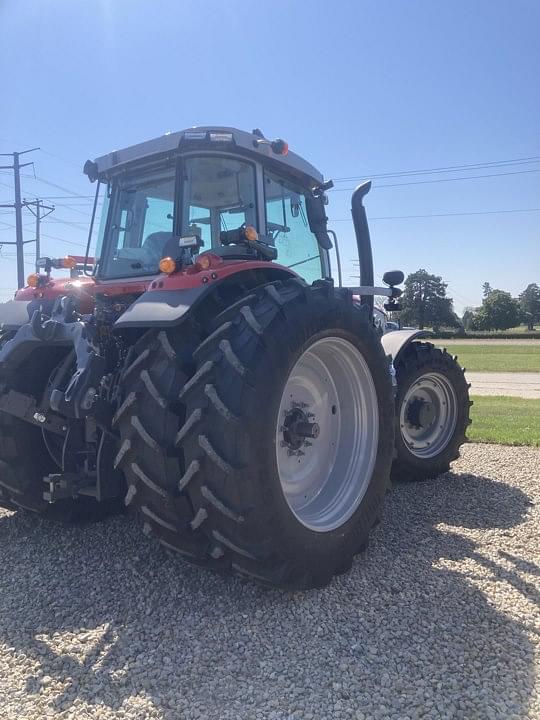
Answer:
[275,337,379,533]
[399,372,458,459]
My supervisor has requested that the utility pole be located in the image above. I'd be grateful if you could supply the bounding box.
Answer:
[0,148,40,287]
[25,198,55,270]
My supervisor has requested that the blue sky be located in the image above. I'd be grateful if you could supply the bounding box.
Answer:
[0,0,539,311]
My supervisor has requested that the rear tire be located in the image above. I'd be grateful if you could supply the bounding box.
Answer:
[117,279,394,589]
[391,342,471,483]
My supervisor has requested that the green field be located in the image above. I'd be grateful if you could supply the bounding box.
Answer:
[436,344,540,372]
[468,396,540,446]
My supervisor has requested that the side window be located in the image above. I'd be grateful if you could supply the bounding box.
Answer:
[187,205,211,248]
[264,171,323,284]
[142,196,174,240]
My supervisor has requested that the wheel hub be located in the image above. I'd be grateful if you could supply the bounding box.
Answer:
[399,373,458,458]
[405,396,435,430]
[281,405,320,453]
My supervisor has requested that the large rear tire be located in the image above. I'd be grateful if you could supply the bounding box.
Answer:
[117,279,394,589]
[391,342,471,483]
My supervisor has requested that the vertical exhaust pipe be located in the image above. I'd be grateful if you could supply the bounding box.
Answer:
[351,181,374,312]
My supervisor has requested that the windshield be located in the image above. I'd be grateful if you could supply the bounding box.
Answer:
[98,166,175,279]
[180,156,257,248]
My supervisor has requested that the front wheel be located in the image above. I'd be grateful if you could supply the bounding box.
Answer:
[392,342,471,482]
[117,280,395,589]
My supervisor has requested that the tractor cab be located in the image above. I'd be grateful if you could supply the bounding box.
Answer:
[88,127,333,288]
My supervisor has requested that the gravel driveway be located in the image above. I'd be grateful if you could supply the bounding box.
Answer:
[0,444,538,720]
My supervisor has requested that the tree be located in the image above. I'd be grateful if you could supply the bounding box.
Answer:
[462,307,476,330]
[470,290,520,331]
[400,269,459,331]
[518,283,540,330]
[482,282,493,298]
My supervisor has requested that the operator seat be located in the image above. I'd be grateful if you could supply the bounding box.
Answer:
[142,231,173,265]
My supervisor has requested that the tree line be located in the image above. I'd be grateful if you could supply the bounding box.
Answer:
[394,269,540,332]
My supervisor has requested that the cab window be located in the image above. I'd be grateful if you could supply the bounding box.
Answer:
[264,171,323,283]
[99,168,175,278]
[181,156,257,248]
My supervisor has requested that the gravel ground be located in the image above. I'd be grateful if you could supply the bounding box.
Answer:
[0,443,538,720]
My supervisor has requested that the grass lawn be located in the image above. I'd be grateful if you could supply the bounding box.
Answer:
[435,343,540,372]
[468,395,540,446]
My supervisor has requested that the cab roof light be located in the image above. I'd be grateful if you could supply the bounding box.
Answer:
[271,139,288,156]
[184,130,208,141]
[253,135,289,156]
[209,132,234,143]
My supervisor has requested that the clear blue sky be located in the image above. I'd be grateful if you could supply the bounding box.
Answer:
[1,0,539,311]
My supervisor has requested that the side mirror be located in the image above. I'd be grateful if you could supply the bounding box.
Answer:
[305,194,332,250]
[383,270,404,287]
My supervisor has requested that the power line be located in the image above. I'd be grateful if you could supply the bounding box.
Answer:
[0,148,40,287]
[14,194,95,200]
[44,217,88,229]
[332,154,540,182]
[39,230,87,249]
[331,167,540,191]
[25,198,55,269]
[331,207,540,221]
[33,174,88,197]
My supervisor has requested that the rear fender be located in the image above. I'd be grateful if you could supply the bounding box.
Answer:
[381,329,432,366]
[114,267,295,329]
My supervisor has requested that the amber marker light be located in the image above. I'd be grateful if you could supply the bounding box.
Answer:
[244,225,258,242]
[26,273,41,287]
[62,256,77,269]
[159,257,177,274]
[196,254,211,270]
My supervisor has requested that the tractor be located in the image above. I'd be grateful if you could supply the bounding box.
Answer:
[0,127,470,589]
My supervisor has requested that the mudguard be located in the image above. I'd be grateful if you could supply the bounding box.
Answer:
[114,264,296,329]
[114,287,207,329]
[381,329,431,365]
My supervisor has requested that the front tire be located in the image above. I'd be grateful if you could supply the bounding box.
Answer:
[391,342,471,482]
[118,280,394,589]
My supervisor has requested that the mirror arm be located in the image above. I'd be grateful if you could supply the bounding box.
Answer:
[327,229,342,287]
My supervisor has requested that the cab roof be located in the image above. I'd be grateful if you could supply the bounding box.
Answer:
[91,126,324,186]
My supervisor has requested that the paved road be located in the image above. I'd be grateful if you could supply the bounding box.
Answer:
[466,371,540,398]
[439,338,540,346]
